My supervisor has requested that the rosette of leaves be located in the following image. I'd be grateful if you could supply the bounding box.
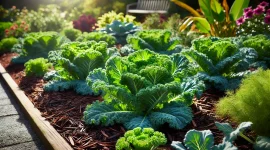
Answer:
[171,122,252,150]
[96,11,137,30]
[11,32,69,64]
[76,32,116,47]
[126,30,183,55]
[84,49,204,130]
[73,14,97,32]
[0,37,18,53]
[100,20,140,45]
[62,28,82,41]
[44,41,119,95]
[182,37,258,91]
[116,127,167,150]
[242,34,270,67]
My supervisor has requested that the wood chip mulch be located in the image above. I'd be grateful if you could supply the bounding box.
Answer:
[0,53,253,150]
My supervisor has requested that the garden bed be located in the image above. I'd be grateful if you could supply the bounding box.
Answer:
[0,52,254,150]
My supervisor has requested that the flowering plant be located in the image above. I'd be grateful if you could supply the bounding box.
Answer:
[73,15,97,32]
[5,21,29,38]
[236,1,270,36]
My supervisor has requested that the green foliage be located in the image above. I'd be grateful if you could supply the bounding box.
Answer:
[183,37,258,90]
[44,41,119,95]
[62,28,81,41]
[96,11,138,30]
[76,32,116,47]
[127,30,182,55]
[142,14,166,30]
[23,5,69,32]
[0,22,12,39]
[216,69,270,136]
[115,127,167,150]
[84,49,204,130]
[254,136,270,150]
[11,32,69,64]
[100,20,140,45]
[171,122,252,150]
[0,37,18,53]
[24,58,52,77]
[242,35,270,66]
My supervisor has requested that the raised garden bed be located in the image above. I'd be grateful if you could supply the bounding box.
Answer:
[0,52,254,150]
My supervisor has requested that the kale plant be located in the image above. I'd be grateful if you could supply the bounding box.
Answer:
[76,32,116,47]
[171,122,252,150]
[84,49,204,130]
[24,58,52,77]
[11,32,69,64]
[183,37,258,91]
[116,127,167,150]
[44,41,119,95]
[126,30,183,55]
[100,20,140,45]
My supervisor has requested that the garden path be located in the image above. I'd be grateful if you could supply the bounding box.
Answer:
[0,79,44,150]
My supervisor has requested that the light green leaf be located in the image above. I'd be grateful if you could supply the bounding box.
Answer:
[198,0,214,23]
[184,129,214,150]
[211,0,225,22]
[229,0,250,21]
[193,17,211,34]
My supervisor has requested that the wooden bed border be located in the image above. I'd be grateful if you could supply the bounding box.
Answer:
[0,64,73,150]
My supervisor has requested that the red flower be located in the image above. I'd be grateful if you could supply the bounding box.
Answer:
[254,6,265,15]
[236,17,245,25]
[244,7,252,13]
[259,1,269,8]
[265,16,270,24]
[267,9,270,16]
[244,10,254,19]
[5,29,9,33]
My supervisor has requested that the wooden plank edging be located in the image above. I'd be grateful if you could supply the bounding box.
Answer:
[0,64,73,150]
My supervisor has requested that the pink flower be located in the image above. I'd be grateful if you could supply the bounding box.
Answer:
[259,1,269,7]
[265,16,270,24]
[244,10,254,19]
[267,9,270,16]
[254,6,265,15]
[244,7,252,13]
[236,17,245,25]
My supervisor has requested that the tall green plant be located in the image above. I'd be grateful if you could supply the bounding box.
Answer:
[172,0,250,37]
[216,69,270,136]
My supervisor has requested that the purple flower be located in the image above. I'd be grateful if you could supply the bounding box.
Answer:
[244,7,252,13]
[267,9,270,16]
[254,6,265,15]
[244,10,254,19]
[259,1,269,7]
[236,17,245,25]
[265,16,270,24]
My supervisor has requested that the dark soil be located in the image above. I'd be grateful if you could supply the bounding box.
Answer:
[0,53,254,150]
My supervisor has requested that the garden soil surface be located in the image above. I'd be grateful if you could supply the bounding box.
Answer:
[0,53,254,150]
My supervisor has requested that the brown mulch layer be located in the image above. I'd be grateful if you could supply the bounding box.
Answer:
[0,53,254,150]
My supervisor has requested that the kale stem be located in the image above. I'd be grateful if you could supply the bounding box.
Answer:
[239,132,255,144]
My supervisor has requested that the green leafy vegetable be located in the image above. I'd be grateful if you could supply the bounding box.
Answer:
[11,31,69,64]
[84,49,204,130]
[100,20,140,45]
[0,37,18,53]
[24,58,52,77]
[171,121,251,150]
[254,136,270,150]
[126,30,182,55]
[44,41,119,95]
[115,127,167,150]
[76,32,116,47]
[183,37,258,90]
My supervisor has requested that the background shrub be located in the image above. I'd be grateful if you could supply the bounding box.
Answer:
[216,69,270,136]
[0,37,18,53]
[0,22,12,39]
[62,28,81,41]
[24,58,52,77]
